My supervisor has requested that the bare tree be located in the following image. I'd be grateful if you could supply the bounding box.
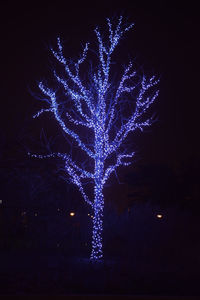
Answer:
[30,16,159,261]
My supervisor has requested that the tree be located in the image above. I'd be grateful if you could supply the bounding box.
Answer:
[30,16,159,261]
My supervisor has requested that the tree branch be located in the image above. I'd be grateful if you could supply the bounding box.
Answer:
[103,152,134,184]
[38,82,95,158]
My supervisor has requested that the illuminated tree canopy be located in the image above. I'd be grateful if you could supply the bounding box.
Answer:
[30,16,159,261]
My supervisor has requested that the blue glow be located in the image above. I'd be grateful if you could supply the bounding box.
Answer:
[30,16,159,262]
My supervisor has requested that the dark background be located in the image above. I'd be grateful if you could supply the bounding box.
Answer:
[0,0,200,296]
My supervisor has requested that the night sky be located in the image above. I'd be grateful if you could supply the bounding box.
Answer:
[1,1,199,167]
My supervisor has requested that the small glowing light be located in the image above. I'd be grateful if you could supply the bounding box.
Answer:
[57,208,60,211]
[35,213,38,217]
[0,200,2,204]
[91,215,94,219]
[88,213,90,216]
[156,214,163,219]
[70,212,75,216]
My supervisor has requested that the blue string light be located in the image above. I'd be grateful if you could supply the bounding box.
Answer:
[30,16,159,262]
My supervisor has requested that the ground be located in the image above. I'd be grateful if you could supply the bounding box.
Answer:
[0,249,199,296]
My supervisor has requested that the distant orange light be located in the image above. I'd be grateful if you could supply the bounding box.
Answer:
[156,214,163,219]
[70,212,75,216]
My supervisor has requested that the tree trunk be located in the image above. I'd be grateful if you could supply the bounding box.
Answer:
[90,185,104,261]
[91,126,105,261]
